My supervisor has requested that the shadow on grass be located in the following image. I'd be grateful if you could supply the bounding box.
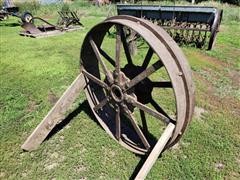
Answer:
[45,99,158,146]
[129,148,163,180]
[129,155,148,180]
[44,99,162,179]
[0,22,20,27]
[45,100,95,141]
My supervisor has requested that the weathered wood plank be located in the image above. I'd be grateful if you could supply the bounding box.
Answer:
[19,27,82,38]
[21,73,86,151]
[135,123,175,180]
[19,30,65,38]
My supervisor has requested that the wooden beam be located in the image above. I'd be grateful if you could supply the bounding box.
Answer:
[135,123,175,180]
[21,73,86,151]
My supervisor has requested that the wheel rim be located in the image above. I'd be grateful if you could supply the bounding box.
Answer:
[80,15,195,155]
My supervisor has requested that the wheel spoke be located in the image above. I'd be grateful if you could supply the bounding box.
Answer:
[115,25,121,83]
[82,69,109,89]
[120,26,133,65]
[93,97,108,111]
[115,105,121,140]
[151,81,172,88]
[150,99,172,121]
[125,95,170,124]
[126,60,163,91]
[141,47,154,69]
[89,36,113,83]
[99,48,115,66]
[123,107,150,149]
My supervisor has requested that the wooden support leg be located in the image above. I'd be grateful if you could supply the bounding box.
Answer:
[135,123,175,180]
[21,73,86,151]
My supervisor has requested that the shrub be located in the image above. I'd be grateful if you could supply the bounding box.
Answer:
[222,0,240,6]
[14,0,41,15]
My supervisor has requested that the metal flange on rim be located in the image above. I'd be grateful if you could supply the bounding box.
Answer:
[80,15,195,155]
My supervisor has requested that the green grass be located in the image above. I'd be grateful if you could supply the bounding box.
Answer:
[0,2,240,180]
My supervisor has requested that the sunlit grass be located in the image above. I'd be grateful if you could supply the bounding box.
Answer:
[0,2,239,179]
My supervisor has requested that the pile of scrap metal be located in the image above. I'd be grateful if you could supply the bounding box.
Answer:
[20,11,84,38]
[0,0,33,22]
[117,5,223,50]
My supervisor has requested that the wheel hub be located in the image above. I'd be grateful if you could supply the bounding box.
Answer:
[121,64,153,104]
[110,84,124,102]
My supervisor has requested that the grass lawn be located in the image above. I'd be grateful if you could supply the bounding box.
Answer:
[0,2,240,180]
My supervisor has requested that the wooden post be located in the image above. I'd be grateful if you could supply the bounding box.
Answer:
[135,123,175,180]
[21,73,86,151]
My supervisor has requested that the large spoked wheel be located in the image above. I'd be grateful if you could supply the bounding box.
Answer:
[80,15,195,155]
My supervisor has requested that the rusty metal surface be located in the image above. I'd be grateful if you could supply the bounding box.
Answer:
[21,22,42,34]
[31,17,58,29]
[80,15,195,154]
[21,18,58,35]
[57,11,84,27]
[117,5,223,50]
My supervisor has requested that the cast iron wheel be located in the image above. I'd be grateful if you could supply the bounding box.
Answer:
[80,15,195,155]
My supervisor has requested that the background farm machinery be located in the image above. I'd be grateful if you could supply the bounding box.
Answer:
[117,4,223,50]
[20,10,84,38]
[0,0,33,22]
[0,0,83,38]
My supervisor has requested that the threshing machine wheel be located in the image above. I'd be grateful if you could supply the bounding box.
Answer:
[81,15,195,155]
